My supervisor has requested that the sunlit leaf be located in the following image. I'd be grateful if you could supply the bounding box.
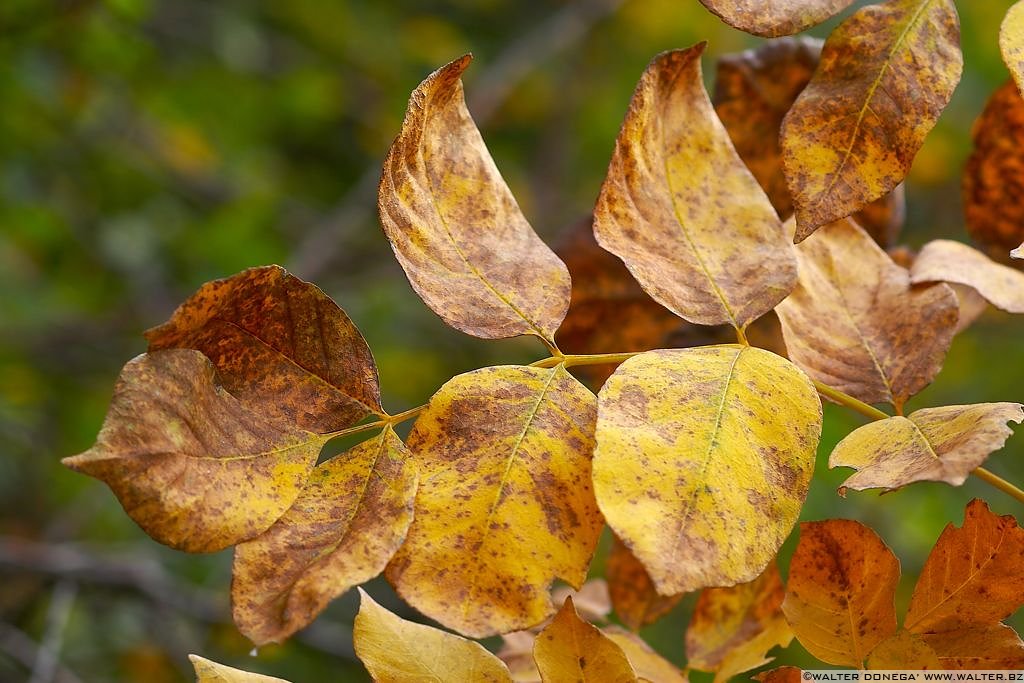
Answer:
[1001,1,1024,94]
[866,630,941,670]
[606,537,682,631]
[189,655,291,683]
[533,597,637,683]
[698,0,854,37]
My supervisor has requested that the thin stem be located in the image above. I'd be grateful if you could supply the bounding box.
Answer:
[972,467,1024,505]
[321,405,426,442]
[813,380,890,421]
[531,351,641,369]
[735,325,749,346]
[386,405,426,424]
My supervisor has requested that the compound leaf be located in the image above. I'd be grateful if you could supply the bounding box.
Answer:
[533,597,637,683]
[698,0,854,37]
[606,537,682,632]
[189,655,291,683]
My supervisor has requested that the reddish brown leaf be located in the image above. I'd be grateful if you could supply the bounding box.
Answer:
[922,624,1024,670]
[606,537,682,632]
[754,667,802,683]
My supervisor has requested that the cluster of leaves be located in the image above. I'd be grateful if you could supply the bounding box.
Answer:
[64,0,1024,679]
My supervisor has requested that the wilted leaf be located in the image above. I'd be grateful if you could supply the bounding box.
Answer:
[63,350,323,553]
[775,218,958,411]
[911,240,1024,315]
[534,597,637,683]
[921,624,1024,670]
[593,44,797,331]
[783,519,899,667]
[1014,243,1023,259]
[698,0,853,37]
[1001,1,1024,94]
[146,265,381,433]
[781,0,962,240]
[551,579,611,625]
[498,631,542,683]
[686,563,793,682]
[353,589,512,682]
[754,667,802,683]
[829,403,1023,493]
[593,346,821,595]
[866,630,941,669]
[386,365,603,637]
[231,426,418,645]
[603,627,688,683]
[606,537,682,631]
[189,655,291,683]
[378,55,570,344]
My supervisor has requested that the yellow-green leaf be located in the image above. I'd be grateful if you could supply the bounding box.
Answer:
[63,350,323,553]
[1001,1,1024,94]
[698,0,854,37]
[386,365,603,637]
[533,597,637,683]
[593,346,821,595]
[911,239,1024,314]
[606,537,682,631]
[189,655,291,683]
[378,55,570,344]
[867,630,941,670]
[603,627,687,683]
[231,426,418,645]
[781,0,962,240]
[593,44,797,331]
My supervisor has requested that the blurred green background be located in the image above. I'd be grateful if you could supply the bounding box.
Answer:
[1,0,1022,681]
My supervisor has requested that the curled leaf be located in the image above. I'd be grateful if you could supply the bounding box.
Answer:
[189,655,291,683]
[606,537,682,631]
[698,0,854,37]
[1001,1,1024,94]
[915,240,1024,315]
[533,597,637,683]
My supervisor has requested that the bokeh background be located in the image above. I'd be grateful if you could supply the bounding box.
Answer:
[1,0,1022,681]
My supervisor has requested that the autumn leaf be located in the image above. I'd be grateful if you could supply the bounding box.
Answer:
[63,350,323,553]
[606,537,682,631]
[533,597,637,683]
[386,365,603,637]
[866,630,941,670]
[1014,244,1023,259]
[913,240,1024,315]
[498,631,542,683]
[686,563,793,683]
[781,0,962,240]
[145,265,381,433]
[189,655,291,683]
[783,519,899,667]
[593,346,821,595]
[829,403,1023,493]
[603,627,687,683]
[920,624,1024,670]
[593,44,797,331]
[698,0,853,37]
[378,55,570,345]
[231,426,418,645]
[775,218,958,411]
[353,589,513,682]
[551,579,611,625]
[754,667,802,683]
[1001,1,1024,94]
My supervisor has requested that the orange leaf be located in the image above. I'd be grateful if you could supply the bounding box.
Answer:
[754,667,802,683]
[698,0,853,37]
[921,624,1024,670]
[533,597,637,683]
[606,537,682,632]
[866,630,941,669]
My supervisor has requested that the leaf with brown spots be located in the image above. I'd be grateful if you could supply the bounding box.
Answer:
[686,563,793,683]
[593,346,822,595]
[378,55,570,345]
[62,350,323,553]
[231,426,418,645]
[921,624,1024,670]
[912,240,1024,314]
[385,365,603,637]
[829,403,1023,494]
[593,44,797,332]
[782,519,899,667]
[775,218,958,412]
[781,0,962,241]
[866,630,941,669]
[606,537,683,631]
[533,597,637,683]
[1001,2,1024,95]
[353,589,513,682]
[145,265,381,433]
[189,655,291,683]
[603,627,687,683]
[754,667,802,683]
[697,0,854,37]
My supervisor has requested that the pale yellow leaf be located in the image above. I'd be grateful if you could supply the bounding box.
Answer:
[911,239,1024,314]
[189,655,291,683]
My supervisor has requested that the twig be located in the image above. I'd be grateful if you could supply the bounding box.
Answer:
[29,580,77,683]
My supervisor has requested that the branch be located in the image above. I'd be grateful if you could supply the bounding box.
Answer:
[0,622,84,683]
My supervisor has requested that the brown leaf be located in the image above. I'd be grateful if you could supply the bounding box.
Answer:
[775,218,959,411]
[921,624,1024,670]
[231,426,418,645]
[593,44,797,331]
[781,0,962,241]
[866,630,941,669]
[782,519,899,667]
[754,667,802,683]
[698,0,854,37]
[145,265,381,433]
[378,55,570,344]
[603,627,687,683]
[63,350,323,553]
[533,597,637,683]
[606,537,682,632]
[911,240,1024,315]
[1001,1,1024,95]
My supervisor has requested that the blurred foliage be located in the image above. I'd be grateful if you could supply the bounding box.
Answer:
[0,0,1021,681]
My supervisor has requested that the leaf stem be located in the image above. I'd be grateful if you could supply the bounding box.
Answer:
[735,325,749,346]
[530,351,641,369]
[972,467,1024,504]
[321,405,426,442]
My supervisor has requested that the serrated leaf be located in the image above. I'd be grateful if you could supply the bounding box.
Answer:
[866,630,941,669]
[603,627,687,683]
[775,218,958,411]
[533,597,637,683]
[1001,2,1024,94]
[921,624,1024,670]
[63,350,323,553]
[593,346,821,595]
[593,44,797,331]
[146,265,381,433]
[783,519,899,667]
[386,365,603,637]
[606,537,682,631]
[911,240,1024,314]
[698,0,854,37]
[353,589,513,682]
[781,0,962,240]
[189,655,291,683]
[378,55,570,344]
[231,426,418,645]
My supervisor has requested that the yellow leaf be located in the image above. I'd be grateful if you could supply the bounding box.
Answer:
[63,351,323,553]
[867,630,941,670]
[698,0,854,37]
[781,0,962,240]
[378,55,570,344]
[593,346,821,595]
[386,365,603,637]
[783,519,899,667]
[1001,1,1024,94]
[921,624,1024,670]
[606,537,682,631]
[353,589,513,682]
[534,597,637,683]
[232,426,418,645]
[603,627,687,683]
[189,655,291,683]
[593,44,797,331]
[830,403,1023,493]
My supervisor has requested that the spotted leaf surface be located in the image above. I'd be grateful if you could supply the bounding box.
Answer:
[190,655,291,683]
[698,0,854,37]
[606,536,682,631]
[1002,2,1024,94]
[533,597,637,683]
[866,630,941,670]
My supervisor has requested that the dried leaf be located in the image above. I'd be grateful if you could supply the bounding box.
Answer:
[866,630,941,670]
[686,563,793,683]
[189,655,291,683]
[781,0,962,240]
[606,537,682,631]
[498,632,542,683]
[603,627,688,683]
[593,44,797,331]
[921,624,1024,670]
[754,667,802,683]
[949,284,990,334]
[829,403,1023,493]
[698,0,854,37]
[386,365,603,637]
[378,55,570,344]
[551,579,611,625]
[775,218,958,411]
[593,346,821,595]
[1001,1,1024,94]
[353,589,512,682]
[1014,243,1023,259]
[911,239,1024,314]
[231,426,418,645]
[783,519,899,667]
[146,265,381,433]
[533,597,637,683]
[63,350,323,553]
